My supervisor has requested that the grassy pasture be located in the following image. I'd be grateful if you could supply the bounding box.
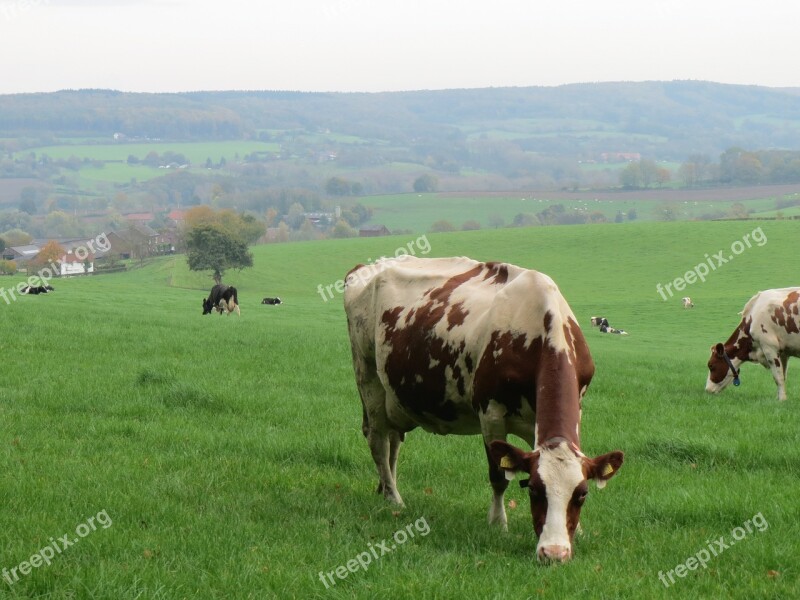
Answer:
[1,221,800,599]
[356,190,800,232]
[20,141,281,165]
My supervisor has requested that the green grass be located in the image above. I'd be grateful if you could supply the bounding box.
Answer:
[355,192,799,232]
[1,221,799,598]
[20,141,281,164]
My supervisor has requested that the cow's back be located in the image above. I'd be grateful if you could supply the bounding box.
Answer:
[746,288,800,354]
[344,256,590,435]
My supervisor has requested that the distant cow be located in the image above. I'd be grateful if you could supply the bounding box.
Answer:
[590,316,628,335]
[21,285,54,295]
[202,284,240,316]
[682,297,694,309]
[262,297,282,305]
[706,288,800,401]
[344,256,623,562]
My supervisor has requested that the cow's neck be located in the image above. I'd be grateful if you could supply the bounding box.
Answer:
[725,318,755,363]
[534,394,581,451]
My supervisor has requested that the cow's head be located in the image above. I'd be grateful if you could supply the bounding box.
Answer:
[490,439,623,562]
[202,297,213,315]
[705,343,740,393]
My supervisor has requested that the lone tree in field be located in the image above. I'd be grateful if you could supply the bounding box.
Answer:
[185,223,253,285]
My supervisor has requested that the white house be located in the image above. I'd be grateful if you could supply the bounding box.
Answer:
[59,251,94,276]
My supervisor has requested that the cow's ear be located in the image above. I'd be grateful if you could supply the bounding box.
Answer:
[714,343,725,357]
[585,451,624,489]
[489,440,536,481]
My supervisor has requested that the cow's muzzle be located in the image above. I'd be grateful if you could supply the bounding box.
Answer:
[537,545,572,563]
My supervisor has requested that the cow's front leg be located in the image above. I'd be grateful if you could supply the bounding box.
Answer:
[483,440,509,530]
[765,351,788,401]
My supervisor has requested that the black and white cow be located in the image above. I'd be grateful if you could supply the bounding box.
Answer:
[589,316,628,335]
[344,256,623,562]
[202,284,240,316]
[706,288,800,401]
[21,285,54,295]
[262,297,282,305]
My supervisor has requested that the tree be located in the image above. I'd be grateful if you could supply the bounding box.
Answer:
[413,174,439,193]
[0,228,32,246]
[619,162,642,188]
[185,223,253,285]
[19,186,38,214]
[0,260,15,275]
[29,240,64,273]
[331,219,358,238]
[461,220,481,231]
[487,213,505,229]
[429,220,455,232]
[325,177,353,196]
[0,236,5,252]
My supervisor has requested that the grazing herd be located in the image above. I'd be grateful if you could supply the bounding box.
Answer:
[192,257,795,564]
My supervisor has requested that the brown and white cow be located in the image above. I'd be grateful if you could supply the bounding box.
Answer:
[706,288,800,401]
[344,256,624,562]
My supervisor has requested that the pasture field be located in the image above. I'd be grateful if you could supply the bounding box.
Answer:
[1,220,800,599]
[356,187,800,232]
[19,141,281,165]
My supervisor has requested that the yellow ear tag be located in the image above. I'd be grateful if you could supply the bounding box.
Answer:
[602,463,614,477]
[500,455,514,469]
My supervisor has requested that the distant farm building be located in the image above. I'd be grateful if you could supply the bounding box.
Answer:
[2,245,41,265]
[58,251,95,276]
[359,225,391,237]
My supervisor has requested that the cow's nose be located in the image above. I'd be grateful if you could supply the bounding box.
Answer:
[538,545,571,563]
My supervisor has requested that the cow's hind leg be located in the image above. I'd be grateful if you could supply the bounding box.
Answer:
[368,428,404,505]
[484,441,509,530]
[356,367,404,505]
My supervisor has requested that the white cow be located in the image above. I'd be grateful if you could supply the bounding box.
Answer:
[706,288,800,401]
[344,256,623,562]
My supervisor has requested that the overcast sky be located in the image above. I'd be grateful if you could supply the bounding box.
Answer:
[1,0,798,94]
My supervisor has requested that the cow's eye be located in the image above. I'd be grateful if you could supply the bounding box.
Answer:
[708,364,713,371]
[577,491,588,504]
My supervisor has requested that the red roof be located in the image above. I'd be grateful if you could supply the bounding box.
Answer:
[168,209,186,221]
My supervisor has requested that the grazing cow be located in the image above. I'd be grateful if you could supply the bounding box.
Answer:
[589,316,628,335]
[202,284,240,316]
[344,256,623,562]
[262,297,282,305]
[706,288,800,401]
[682,297,694,309]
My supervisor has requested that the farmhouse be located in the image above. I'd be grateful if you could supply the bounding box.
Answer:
[58,250,95,276]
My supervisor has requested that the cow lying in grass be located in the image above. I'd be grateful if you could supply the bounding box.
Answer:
[202,284,240,316]
[590,316,628,335]
[22,285,55,295]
